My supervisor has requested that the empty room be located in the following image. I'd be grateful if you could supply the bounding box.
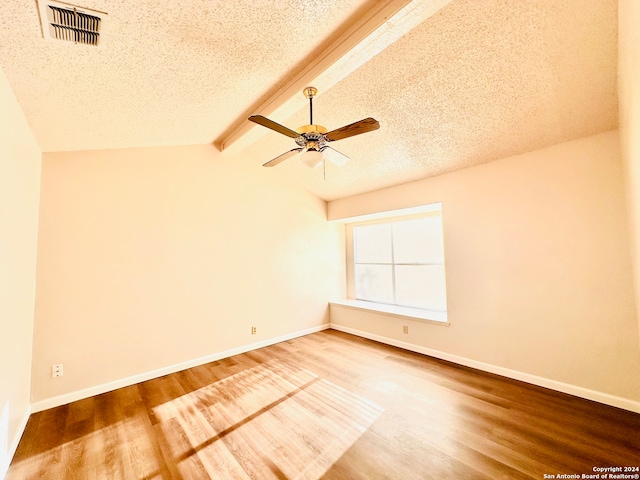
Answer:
[1,0,640,479]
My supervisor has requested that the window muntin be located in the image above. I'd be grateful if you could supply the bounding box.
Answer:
[353,212,447,311]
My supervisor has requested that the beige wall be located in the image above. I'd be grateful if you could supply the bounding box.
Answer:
[329,131,640,404]
[32,145,340,403]
[619,0,640,346]
[0,67,41,476]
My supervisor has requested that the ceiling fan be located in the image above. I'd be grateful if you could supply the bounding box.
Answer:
[248,87,380,168]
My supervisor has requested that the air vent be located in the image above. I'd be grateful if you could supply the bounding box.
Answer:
[37,0,107,46]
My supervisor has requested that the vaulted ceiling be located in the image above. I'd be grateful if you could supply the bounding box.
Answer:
[0,0,618,200]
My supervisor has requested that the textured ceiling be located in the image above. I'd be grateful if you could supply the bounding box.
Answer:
[0,0,618,201]
[0,0,370,151]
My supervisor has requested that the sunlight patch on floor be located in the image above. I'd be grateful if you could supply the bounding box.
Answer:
[158,360,384,479]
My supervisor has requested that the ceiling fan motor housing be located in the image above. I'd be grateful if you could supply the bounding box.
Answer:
[295,128,327,150]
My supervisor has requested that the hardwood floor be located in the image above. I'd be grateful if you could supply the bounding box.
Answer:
[8,330,640,479]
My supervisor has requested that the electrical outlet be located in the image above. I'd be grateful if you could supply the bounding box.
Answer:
[403,325,409,334]
[251,326,257,335]
[52,364,64,378]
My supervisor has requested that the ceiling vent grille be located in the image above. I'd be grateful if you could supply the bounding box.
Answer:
[37,0,107,46]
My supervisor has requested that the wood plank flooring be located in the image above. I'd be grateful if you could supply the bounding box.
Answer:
[8,330,640,479]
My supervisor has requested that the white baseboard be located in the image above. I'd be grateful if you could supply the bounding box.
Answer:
[1,405,31,480]
[330,324,640,414]
[31,324,330,413]
[30,321,640,415]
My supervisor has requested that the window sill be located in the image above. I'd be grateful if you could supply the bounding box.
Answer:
[329,299,449,325]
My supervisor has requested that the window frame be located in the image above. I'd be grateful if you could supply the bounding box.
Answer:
[343,205,448,323]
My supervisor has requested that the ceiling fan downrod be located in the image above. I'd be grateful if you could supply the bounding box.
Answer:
[303,87,318,125]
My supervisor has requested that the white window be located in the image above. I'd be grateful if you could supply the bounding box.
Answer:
[350,208,447,313]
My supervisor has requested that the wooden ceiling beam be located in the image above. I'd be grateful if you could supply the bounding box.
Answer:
[214,0,452,155]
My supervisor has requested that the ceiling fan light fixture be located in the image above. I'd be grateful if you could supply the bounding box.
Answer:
[301,148,323,168]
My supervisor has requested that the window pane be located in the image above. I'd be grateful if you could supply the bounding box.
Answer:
[355,264,394,304]
[354,224,392,264]
[393,216,444,264]
[395,265,447,310]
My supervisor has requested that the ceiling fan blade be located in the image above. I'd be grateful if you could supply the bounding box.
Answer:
[263,148,303,167]
[321,146,350,167]
[325,117,380,142]
[249,115,300,139]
